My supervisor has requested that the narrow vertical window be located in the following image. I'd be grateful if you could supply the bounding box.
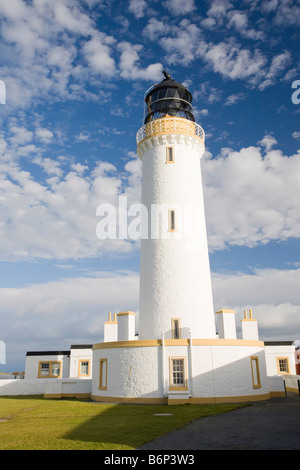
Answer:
[169,357,187,390]
[166,146,174,163]
[169,209,176,231]
[172,318,181,339]
[250,356,261,389]
[99,358,107,390]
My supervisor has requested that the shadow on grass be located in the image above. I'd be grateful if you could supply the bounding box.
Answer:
[63,402,243,450]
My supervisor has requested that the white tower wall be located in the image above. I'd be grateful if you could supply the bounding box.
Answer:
[137,128,216,340]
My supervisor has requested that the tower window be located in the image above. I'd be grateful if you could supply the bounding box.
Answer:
[171,318,181,339]
[99,358,107,390]
[250,356,261,389]
[166,146,174,163]
[169,357,187,390]
[168,209,176,232]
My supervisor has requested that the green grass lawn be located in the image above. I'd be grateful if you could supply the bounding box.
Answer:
[0,396,244,450]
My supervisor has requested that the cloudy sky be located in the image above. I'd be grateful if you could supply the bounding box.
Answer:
[0,0,300,372]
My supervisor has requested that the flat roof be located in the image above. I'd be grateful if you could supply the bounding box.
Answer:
[264,341,294,346]
[26,351,70,356]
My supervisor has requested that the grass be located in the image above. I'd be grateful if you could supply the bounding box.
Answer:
[0,396,245,450]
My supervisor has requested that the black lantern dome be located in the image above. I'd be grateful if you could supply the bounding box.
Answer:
[144,71,195,124]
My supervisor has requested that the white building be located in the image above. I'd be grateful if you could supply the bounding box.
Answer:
[25,345,93,380]
[15,73,297,402]
[91,72,285,404]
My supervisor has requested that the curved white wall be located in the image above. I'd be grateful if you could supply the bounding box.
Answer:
[92,341,271,402]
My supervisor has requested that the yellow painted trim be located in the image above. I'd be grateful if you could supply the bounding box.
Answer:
[137,117,205,147]
[242,309,257,321]
[190,393,271,404]
[78,359,90,377]
[44,394,62,399]
[270,391,286,397]
[250,356,262,389]
[165,339,188,346]
[44,393,91,400]
[117,311,136,316]
[285,386,298,395]
[93,339,162,350]
[105,313,118,325]
[99,358,108,390]
[168,398,189,405]
[38,361,62,379]
[216,309,236,314]
[90,393,271,405]
[91,395,168,404]
[192,339,264,347]
[169,356,188,391]
[93,338,264,350]
[276,356,290,375]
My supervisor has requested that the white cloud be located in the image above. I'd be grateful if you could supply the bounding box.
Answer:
[52,1,93,35]
[160,20,202,66]
[128,0,147,18]
[82,33,116,77]
[0,271,139,361]
[2,265,300,370]
[0,135,142,261]
[118,42,162,80]
[292,131,300,139]
[258,133,277,151]
[223,92,247,106]
[8,125,33,145]
[202,143,300,250]
[207,0,233,18]
[143,18,170,41]
[259,51,291,90]
[212,267,300,339]
[227,10,265,40]
[163,0,196,15]
[1,124,299,261]
[202,41,267,82]
[35,127,54,144]
[273,0,300,26]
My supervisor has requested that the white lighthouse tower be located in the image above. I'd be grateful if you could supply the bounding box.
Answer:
[137,70,216,341]
[92,72,271,405]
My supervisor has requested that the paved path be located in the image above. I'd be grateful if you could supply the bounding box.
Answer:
[139,397,300,450]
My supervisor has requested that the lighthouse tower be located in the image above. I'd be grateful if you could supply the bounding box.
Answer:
[92,72,270,405]
[137,71,216,340]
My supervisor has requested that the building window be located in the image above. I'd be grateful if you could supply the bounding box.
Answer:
[168,209,176,232]
[99,358,107,390]
[169,357,187,390]
[277,357,290,374]
[171,318,181,339]
[38,361,61,378]
[166,146,174,163]
[250,356,261,389]
[79,360,90,377]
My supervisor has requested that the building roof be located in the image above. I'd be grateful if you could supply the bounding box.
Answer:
[26,351,70,356]
[264,341,294,346]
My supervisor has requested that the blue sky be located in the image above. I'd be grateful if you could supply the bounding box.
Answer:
[0,0,300,371]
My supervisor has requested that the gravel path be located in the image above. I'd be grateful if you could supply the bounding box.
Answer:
[139,397,300,450]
